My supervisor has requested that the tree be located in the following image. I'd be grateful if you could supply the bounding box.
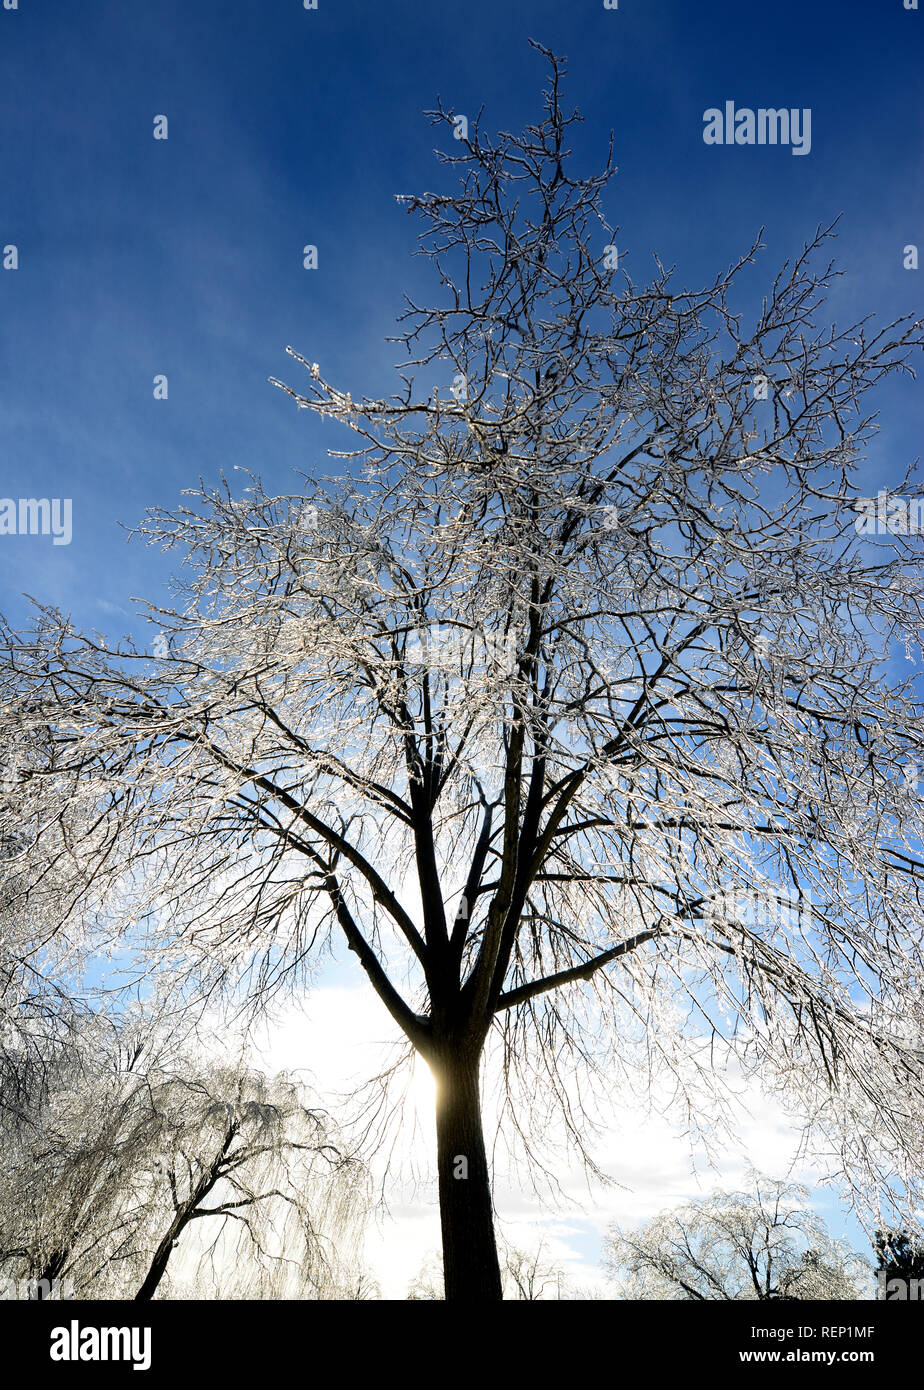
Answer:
[874,1229,924,1283]
[131,1062,366,1302]
[0,726,93,1137]
[606,1177,871,1300]
[406,1252,445,1301]
[0,1010,367,1300]
[503,1241,571,1301]
[3,44,924,1300]
[0,1012,165,1296]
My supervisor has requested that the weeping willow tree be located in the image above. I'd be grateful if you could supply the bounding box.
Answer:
[130,1061,368,1302]
[2,43,924,1300]
[0,1011,368,1299]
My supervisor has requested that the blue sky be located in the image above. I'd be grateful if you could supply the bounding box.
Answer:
[1,0,920,634]
[1,0,921,1281]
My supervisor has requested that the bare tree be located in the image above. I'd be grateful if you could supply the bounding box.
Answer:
[503,1242,567,1301]
[606,1176,871,1300]
[132,1063,366,1301]
[0,1012,168,1297]
[3,44,924,1300]
[406,1252,445,1301]
[0,1011,367,1300]
[408,1238,578,1300]
[0,727,96,1135]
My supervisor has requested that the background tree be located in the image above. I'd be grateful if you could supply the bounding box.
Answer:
[406,1251,445,1301]
[874,1229,924,1285]
[408,1237,581,1299]
[606,1177,871,1300]
[131,1061,367,1302]
[0,1011,162,1296]
[3,45,924,1301]
[0,1010,368,1300]
[0,725,96,1142]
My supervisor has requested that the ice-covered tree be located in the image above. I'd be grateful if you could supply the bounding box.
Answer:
[0,1012,366,1299]
[131,1061,366,1302]
[873,1229,924,1285]
[3,45,924,1300]
[606,1177,871,1300]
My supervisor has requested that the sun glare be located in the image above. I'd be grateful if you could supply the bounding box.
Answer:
[406,1054,437,1124]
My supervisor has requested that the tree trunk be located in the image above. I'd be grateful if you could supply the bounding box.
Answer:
[134,1217,184,1301]
[433,1050,502,1301]
[135,1138,228,1300]
[32,1248,69,1298]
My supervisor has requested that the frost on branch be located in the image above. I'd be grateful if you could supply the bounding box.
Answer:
[3,44,924,1240]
